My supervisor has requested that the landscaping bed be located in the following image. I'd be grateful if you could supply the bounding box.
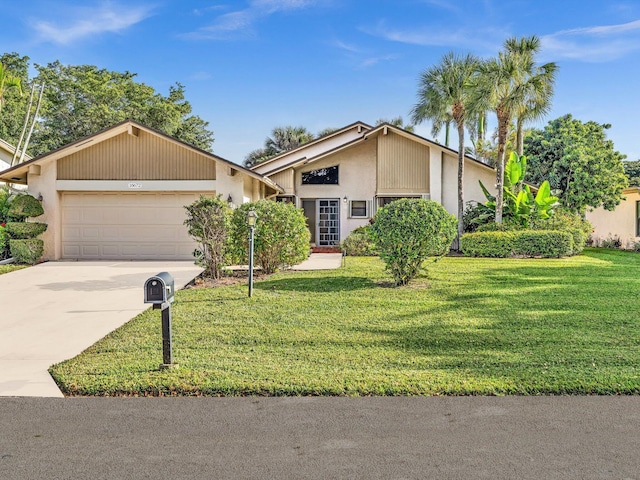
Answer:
[50,248,640,396]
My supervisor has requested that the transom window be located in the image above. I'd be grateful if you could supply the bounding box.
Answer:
[301,165,339,185]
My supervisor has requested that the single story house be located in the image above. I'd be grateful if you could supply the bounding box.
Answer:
[0,138,31,172]
[0,120,281,261]
[251,121,497,246]
[587,187,640,247]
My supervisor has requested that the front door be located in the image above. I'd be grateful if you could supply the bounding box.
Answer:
[317,199,340,246]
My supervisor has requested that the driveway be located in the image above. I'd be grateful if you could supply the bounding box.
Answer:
[0,261,202,397]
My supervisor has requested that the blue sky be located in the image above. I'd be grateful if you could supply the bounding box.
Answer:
[2,0,639,164]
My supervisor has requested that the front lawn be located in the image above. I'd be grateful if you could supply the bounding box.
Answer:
[50,248,640,396]
[0,264,27,275]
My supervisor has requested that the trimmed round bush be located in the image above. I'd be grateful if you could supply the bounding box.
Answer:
[8,194,44,219]
[229,200,310,274]
[5,221,48,239]
[341,226,378,256]
[370,198,457,286]
[10,238,44,265]
[0,225,8,259]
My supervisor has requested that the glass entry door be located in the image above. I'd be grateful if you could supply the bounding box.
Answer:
[317,199,340,246]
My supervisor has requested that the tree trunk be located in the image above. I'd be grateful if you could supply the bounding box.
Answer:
[495,112,509,224]
[445,122,450,147]
[516,116,524,156]
[457,121,465,249]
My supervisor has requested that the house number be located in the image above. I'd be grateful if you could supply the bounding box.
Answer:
[128,182,142,189]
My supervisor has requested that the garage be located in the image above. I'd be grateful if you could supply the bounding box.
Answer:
[0,120,282,261]
[61,192,204,260]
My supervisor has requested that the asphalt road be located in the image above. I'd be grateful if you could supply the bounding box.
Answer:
[1,396,639,479]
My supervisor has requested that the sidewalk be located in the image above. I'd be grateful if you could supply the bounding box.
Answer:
[290,253,343,270]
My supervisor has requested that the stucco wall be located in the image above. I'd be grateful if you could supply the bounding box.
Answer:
[296,140,377,240]
[441,152,496,216]
[26,161,60,260]
[587,190,640,247]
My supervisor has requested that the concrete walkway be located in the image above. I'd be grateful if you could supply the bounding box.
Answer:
[290,253,343,270]
[0,261,202,397]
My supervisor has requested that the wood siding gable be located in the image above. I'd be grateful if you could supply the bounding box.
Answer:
[57,130,216,181]
[376,131,429,194]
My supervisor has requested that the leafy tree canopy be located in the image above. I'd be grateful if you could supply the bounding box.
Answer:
[243,125,315,167]
[524,114,627,213]
[0,53,214,157]
[623,160,640,187]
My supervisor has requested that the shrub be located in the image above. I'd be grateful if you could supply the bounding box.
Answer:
[462,230,573,258]
[184,195,231,279]
[460,231,516,258]
[462,201,493,233]
[600,235,622,249]
[8,194,44,219]
[10,238,44,265]
[513,231,573,258]
[531,210,591,254]
[631,241,640,253]
[0,186,12,223]
[0,225,8,260]
[229,200,310,274]
[5,222,48,239]
[341,226,378,256]
[370,198,457,286]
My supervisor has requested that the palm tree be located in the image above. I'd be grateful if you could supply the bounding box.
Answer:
[375,116,415,133]
[411,52,480,245]
[505,37,557,156]
[0,62,22,112]
[476,35,556,223]
[244,126,315,167]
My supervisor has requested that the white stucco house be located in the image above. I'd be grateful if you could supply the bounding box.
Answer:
[0,120,281,261]
[251,122,497,247]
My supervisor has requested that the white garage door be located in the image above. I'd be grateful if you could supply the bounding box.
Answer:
[61,192,204,260]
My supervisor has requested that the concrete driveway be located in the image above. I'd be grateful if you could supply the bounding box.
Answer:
[0,261,202,397]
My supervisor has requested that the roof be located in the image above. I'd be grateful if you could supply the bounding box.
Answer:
[258,121,497,176]
[0,119,282,193]
[0,138,32,163]
[249,121,372,172]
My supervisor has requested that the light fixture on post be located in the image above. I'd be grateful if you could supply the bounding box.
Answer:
[343,195,348,204]
[247,210,258,298]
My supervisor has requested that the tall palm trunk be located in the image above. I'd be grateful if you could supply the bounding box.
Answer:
[516,117,524,156]
[495,110,510,224]
[456,120,465,246]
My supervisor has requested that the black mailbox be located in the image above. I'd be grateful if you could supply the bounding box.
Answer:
[144,272,175,305]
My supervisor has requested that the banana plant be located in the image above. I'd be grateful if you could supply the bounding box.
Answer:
[478,152,558,227]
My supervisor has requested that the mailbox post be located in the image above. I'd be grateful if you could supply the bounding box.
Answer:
[144,272,176,369]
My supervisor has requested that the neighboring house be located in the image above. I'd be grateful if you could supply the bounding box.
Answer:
[251,122,497,246]
[587,187,640,247]
[0,120,281,261]
[0,138,31,172]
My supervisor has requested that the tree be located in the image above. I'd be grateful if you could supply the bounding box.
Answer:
[524,114,628,213]
[505,37,557,156]
[623,160,640,186]
[0,53,30,146]
[375,116,415,132]
[243,126,314,167]
[476,36,557,223]
[0,61,22,112]
[31,62,213,156]
[411,52,480,246]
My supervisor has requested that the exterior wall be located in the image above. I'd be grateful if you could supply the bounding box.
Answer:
[376,131,429,194]
[587,190,640,247]
[26,160,60,260]
[441,151,496,216]
[295,140,377,242]
[252,126,367,175]
[57,130,216,181]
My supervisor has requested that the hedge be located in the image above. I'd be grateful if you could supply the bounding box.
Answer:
[461,230,574,258]
[341,226,378,256]
[5,222,48,239]
[9,238,44,265]
[8,194,44,219]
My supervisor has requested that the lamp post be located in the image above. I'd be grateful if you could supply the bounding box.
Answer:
[247,210,257,298]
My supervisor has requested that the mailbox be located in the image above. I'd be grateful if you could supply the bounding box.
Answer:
[144,272,175,305]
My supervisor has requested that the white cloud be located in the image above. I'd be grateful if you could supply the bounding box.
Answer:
[185,0,326,40]
[31,2,154,45]
[541,19,640,62]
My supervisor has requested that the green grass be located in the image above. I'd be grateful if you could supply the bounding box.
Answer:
[50,248,640,396]
[0,264,27,275]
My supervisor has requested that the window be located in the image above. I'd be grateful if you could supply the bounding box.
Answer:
[275,196,295,204]
[636,201,640,236]
[349,200,369,218]
[301,165,339,185]
[376,195,421,208]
